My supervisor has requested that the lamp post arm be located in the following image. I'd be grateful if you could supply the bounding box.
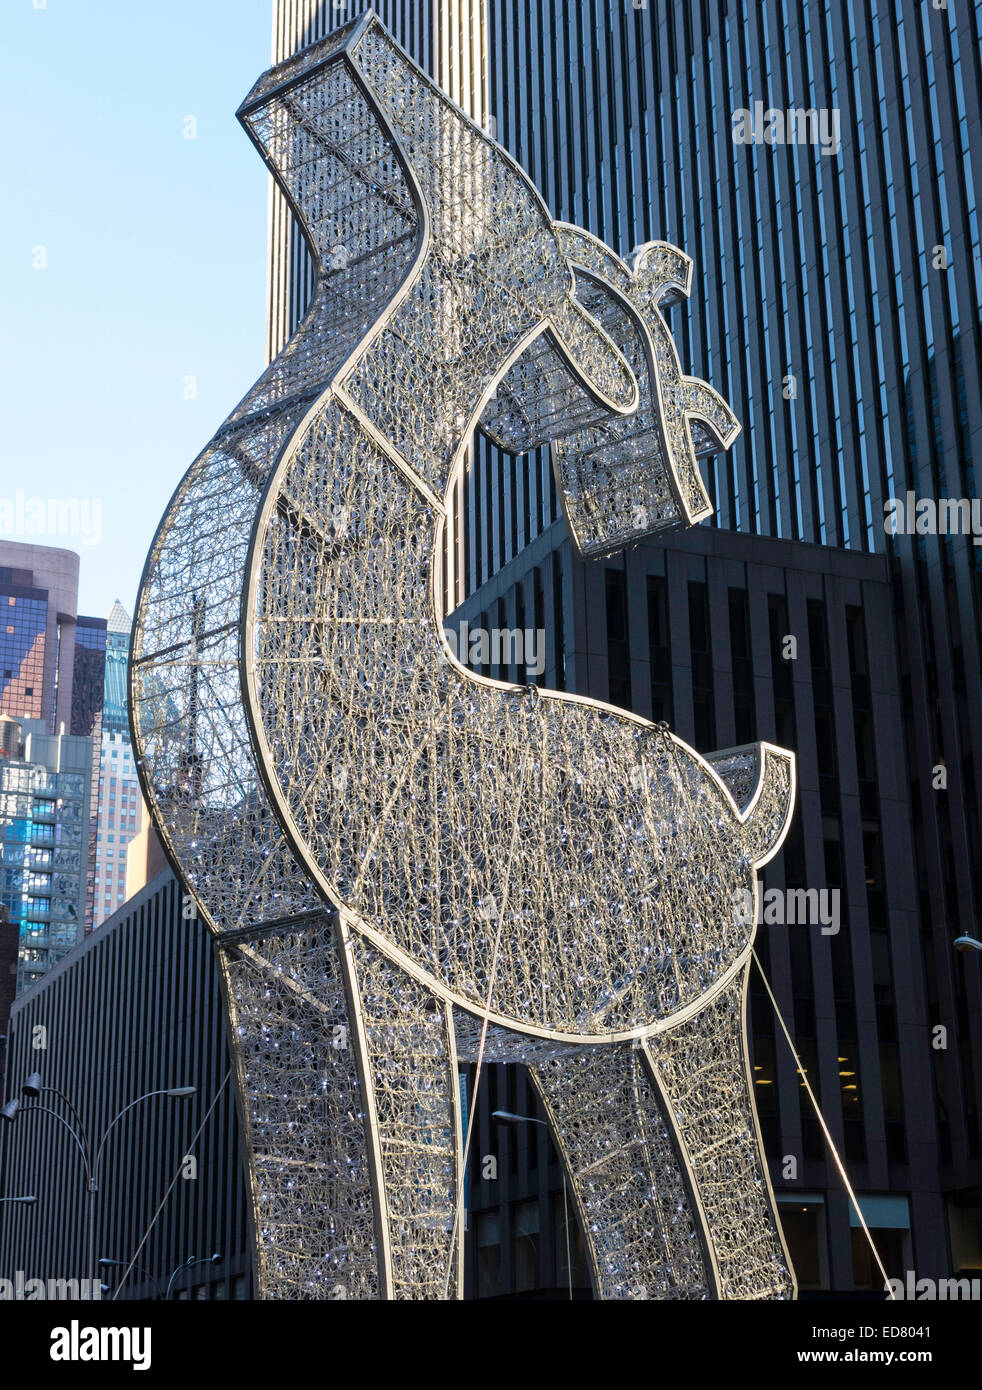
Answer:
[17,1105,91,1183]
[101,1258,163,1301]
[38,1086,90,1153]
[92,1090,187,1186]
[165,1256,196,1301]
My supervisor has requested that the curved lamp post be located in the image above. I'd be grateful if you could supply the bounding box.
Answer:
[98,1257,163,1301]
[98,1252,222,1301]
[165,1252,222,1300]
[2,1075,195,1288]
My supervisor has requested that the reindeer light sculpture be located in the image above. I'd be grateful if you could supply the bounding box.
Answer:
[132,11,797,1300]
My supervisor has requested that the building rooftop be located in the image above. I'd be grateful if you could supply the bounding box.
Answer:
[106,599,132,634]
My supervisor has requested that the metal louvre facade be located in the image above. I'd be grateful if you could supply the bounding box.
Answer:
[475,0,982,1282]
[0,871,252,1300]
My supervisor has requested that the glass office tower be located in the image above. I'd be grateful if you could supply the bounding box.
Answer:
[0,544,105,964]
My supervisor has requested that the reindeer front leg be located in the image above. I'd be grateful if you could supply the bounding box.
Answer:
[221,914,463,1300]
[528,970,795,1301]
[343,926,465,1300]
[642,969,796,1299]
[219,913,381,1300]
[528,1042,715,1299]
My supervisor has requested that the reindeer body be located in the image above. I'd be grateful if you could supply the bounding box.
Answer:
[132,12,796,1299]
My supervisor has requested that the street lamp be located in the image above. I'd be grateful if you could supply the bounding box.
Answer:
[953,935,982,953]
[491,1110,574,1301]
[0,1194,37,1205]
[98,1257,163,1301]
[491,1110,548,1126]
[5,1076,196,1289]
[165,1252,222,1301]
[99,1252,222,1301]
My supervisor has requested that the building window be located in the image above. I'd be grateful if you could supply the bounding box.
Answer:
[476,1212,501,1298]
[513,1199,540,1293]
[646,574,673,724]
[605,567,631,707]
[776,1197,830,1290]
[728,586,756,745]
[850,1198,911,1289]
[688,580,715,750]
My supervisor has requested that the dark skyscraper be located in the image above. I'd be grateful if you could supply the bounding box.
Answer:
[221,0,982,1293]
[70,616,106,741]
[71,614,107,935]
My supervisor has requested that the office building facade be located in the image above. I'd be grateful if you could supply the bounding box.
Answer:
[92,603,145,929]
[0,719,91,993]
[0,542,109,969]
[474,0,982,1288]
[0,544,84,735]
[0,906,16,1068]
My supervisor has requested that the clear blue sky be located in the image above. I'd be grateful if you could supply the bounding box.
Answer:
[0,0,274,619]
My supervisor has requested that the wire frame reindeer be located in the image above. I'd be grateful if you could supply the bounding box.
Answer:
[131,10,796,1300]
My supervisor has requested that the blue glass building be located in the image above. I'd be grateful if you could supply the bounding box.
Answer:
[0,545,105,981]
[102,599,132,737]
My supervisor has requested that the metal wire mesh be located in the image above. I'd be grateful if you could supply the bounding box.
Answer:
[131,12,797,1299]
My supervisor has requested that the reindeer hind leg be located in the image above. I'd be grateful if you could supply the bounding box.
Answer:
[528,1043,714,1299]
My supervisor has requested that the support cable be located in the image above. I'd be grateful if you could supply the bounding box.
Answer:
[752,949,896,1299]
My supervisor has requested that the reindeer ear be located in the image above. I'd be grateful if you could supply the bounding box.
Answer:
[548,293,639,416]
